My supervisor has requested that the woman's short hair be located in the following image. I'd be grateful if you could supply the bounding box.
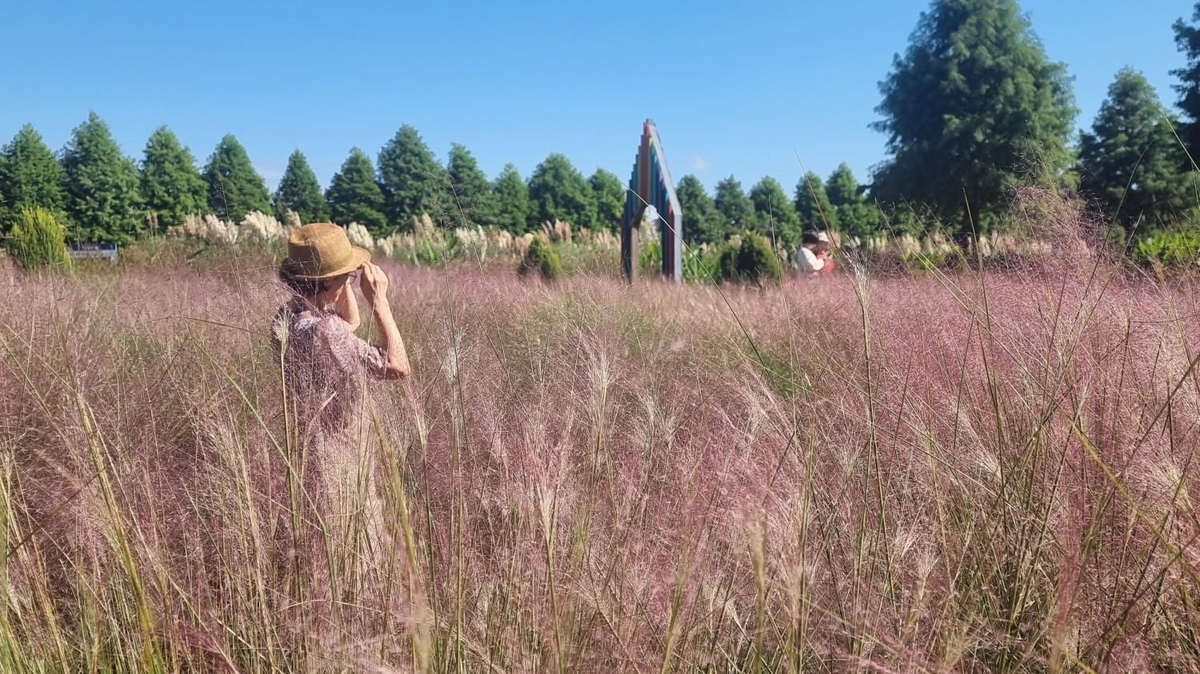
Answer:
[279,268,331,297]
[813,240,831,255]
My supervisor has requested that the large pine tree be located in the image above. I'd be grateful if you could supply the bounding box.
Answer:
[676,175,725,245]
[61,113,143,243]
[274,150,329,223]
[326,147,388,234]
[793,172,839,232]
[0,124,66,232]
[203,135,271,220]
[527,154,596,228]
[749,177,802,246]
[714,176,752,229]
[446,143,496,227]
[140,126,206,230]
[825,163,861,209]
[1079,68,1190,230]
[873,0,1077,233]
[378,125,444,230]
[1173,3,1200,162]
[493,164,531,233]
[824,164,881,237]
[588,169,626,230]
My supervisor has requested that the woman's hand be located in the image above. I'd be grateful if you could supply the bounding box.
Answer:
[359,263,409,379]
[360,263,390,307]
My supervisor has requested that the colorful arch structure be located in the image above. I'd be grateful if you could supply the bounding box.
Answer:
[621,120,683,282]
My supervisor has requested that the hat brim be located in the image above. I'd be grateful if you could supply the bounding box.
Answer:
[283,246,371,280]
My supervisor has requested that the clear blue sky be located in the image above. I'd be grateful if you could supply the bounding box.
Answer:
[0,0,1192,194]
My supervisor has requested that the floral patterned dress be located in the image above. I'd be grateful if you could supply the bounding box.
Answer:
[271,303,389,569]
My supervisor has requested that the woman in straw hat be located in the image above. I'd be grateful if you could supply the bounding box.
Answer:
[272,223,409,587]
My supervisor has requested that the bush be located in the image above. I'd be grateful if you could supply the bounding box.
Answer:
[638,237,662,275]
[718,232,783,285]
[6,206,72,272]
[1135,230,1200,267]
[517,235,563,281]
[682,244,721,283]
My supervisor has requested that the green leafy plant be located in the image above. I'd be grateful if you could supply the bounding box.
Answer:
[1135,229,1200,266]
[638,237,662,276]
[682,244,721,283]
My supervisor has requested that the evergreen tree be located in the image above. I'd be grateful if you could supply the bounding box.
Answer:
[202,134,271,220]
[824,163,884,236]
[326,147,388,234]
[793,172,839,232]
[1079,68,1190,230]
[676,174,725,245]
[873,0,1077,234]
[0,124,66,232]
[493,164,531,233]
[140,126,205,230]
[378,125,444,229]
[589,168,626,230]
[840,201,886,238]
[1173,3,1200,162]
[527,153,596,228]
[825,163,862,208]
[446,143,497,227]
[749,176,802,246]
[273,150,329,223]
[61,113,143,243]
[714,176,753,229]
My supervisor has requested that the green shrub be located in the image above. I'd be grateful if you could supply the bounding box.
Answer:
[718,232,783,285]
[6,206,72,272]
[1103,224,1131,252]
[1135,230,1200,266]
[518,235,563,281]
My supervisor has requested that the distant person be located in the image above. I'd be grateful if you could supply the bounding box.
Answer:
[272,223,410,580]
[797,230,834,278]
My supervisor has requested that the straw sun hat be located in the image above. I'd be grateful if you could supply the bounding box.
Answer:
[280,223,370,280]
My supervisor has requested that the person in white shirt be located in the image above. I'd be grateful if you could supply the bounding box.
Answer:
[797,230,834,277]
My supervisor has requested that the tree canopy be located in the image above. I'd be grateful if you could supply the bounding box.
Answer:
[1079,68,1191,230]
[203,134,271,220]
[714,176,753,230]
[749,176,801,246]
[0,124,66,233]
[528,154,596,228]
[446,143,497,228]
[872,0,1077,234]
[676,174,725,245]
[1173,2,1200,162]
[326,147,388,234]
[273,150,329,223]
[793,172,838,233]
[62,113,143,243]
[589,168,626,230]
[140,126,206,230]
[493,164,531,233]
[378,125,444,229]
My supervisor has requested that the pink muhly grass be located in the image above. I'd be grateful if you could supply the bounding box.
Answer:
[1,204,1200,670]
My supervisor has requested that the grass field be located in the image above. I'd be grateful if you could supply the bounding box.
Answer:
[2,239,1200,671]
